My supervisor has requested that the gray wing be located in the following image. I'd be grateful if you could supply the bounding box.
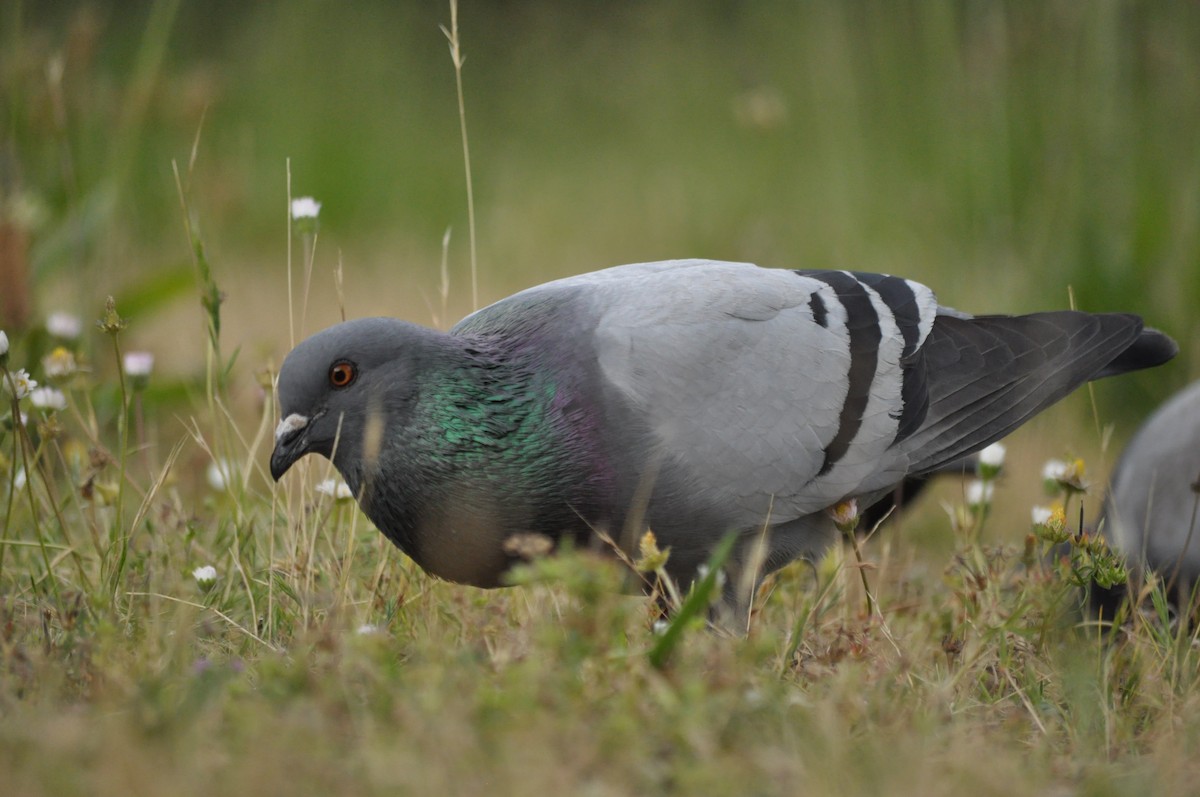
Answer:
[584,261,940,523]
[580,261,1168,529]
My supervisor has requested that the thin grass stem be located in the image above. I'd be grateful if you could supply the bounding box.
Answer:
[442,0,478,310]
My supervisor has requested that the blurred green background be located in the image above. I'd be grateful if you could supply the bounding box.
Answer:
[3,0,1199,410]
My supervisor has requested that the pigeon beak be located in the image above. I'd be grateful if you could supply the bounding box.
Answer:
[270,413,310,481]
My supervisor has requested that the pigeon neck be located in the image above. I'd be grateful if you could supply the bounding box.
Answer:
[420,338,563,471]
[356,334,610,577]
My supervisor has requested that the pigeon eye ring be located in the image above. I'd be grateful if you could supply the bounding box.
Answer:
[329,361,357,389]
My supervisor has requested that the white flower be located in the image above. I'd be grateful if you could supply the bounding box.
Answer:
[290,197,321,220]
[1042,457,1088,493]
[965,479,994,508]
[355,624,380,636]
[12,468,26,490]
[0,330,8,357]
[193,565,218,589]
[979,442,1006,469]
[316,478,353,500]
[652,619,670,635]
[206,459,236,492]
[4,369,36,400]
[46,312,82,340]
[29,386,67,412]
[122,351,154,377]
[1031,506,1053,525]
[42,347,77,379]
[1041,459,1068,482]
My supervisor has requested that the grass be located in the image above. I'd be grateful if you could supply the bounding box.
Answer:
[3,1,1200,794]
[2,379,1199,796]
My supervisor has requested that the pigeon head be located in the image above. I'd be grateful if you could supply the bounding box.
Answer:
[271,317,436,482]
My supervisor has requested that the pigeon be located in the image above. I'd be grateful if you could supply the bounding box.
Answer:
[271,259,1176,627]
[1094,379,1200,617]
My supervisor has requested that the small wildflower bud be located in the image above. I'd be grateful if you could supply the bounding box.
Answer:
[1061,458,1088,493]
[291,197,321,235]
[1042,459,1068,487]
[315,478,354,501]
[1032,504,1069,544]
[4,369,37,401]
[29,386,67,412]
[635,530,670,572]
[1091,552,1128,590]
[123,350,154,390]
[36,414,64,440]
[42,347,78,380]
[193,565,218,591]
[1022,533,1037,563]
[291,196,321,220]
[0,329,8,363]
[977,442,1006,479]
[1043,457,1088,494]
[123,350,154,377]
[828,498,859,533]
[965,479,994,509]
[206,459,236,492]
[97,296,127,335]
[46,311,82,340]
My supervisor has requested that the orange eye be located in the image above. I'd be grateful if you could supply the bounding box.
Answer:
[329,361,357,388]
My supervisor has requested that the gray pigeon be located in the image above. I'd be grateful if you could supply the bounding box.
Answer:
[1095,379,1200,616]
[271,259,1176,626]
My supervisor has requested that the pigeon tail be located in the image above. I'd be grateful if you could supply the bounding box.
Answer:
[900,311,1172,478]
[1093,326,1177,380]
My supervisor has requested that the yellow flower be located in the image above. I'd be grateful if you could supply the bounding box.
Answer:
[635,530,670,572]
[1032,503,1068,544]
[42,347,78,379]
[1043,457,1088,494]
